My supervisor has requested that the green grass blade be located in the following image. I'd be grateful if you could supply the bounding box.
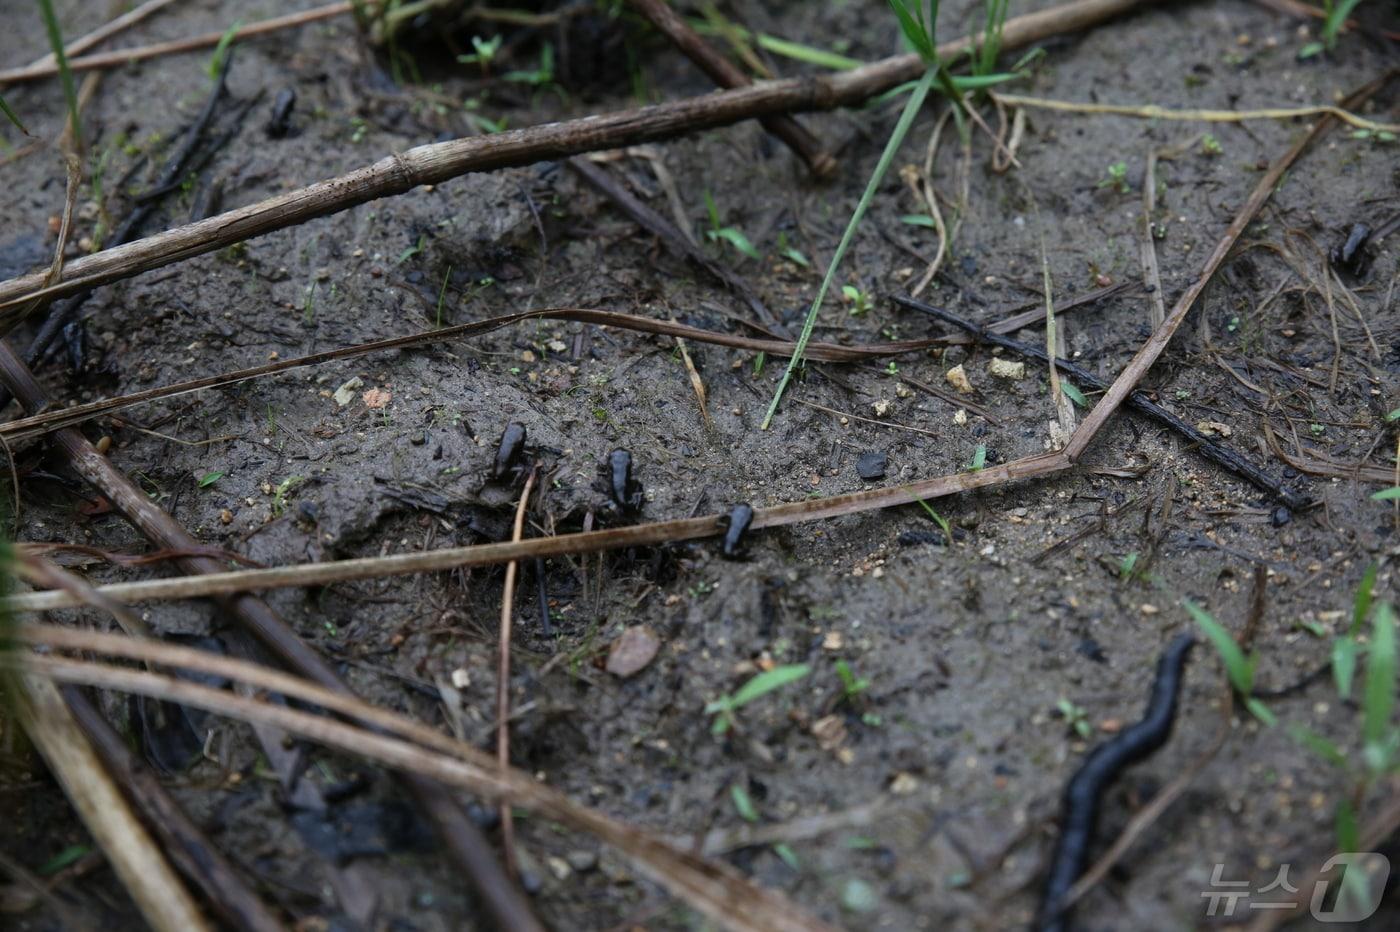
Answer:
[36,0,81,149]
[756,34,861,71]
[761,68,935,428]
[208,19,243,79]
[0,93,28,136]
[729,663,810,707]
[1362,602,1396,750]
[1184,599,1255,696]
[1334,636,1359,700]
[886,0,937,61]
[1351,562,1378,634]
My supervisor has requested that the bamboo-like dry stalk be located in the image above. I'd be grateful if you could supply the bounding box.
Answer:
[13,671,212,932]
[0,0,1151,325]
[8,626,839,932]
[3,452,1067,611]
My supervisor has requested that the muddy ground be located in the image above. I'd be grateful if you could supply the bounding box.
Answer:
[1,0,1399,929]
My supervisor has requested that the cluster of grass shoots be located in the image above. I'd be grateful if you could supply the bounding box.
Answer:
[1189,566,1397,914]
[1300,0,1367,59]
[761,0,1020,428]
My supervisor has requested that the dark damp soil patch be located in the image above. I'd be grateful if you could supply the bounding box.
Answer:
[1,1,1398,928]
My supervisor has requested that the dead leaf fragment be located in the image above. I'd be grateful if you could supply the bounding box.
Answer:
[946,364,973,394]
[605,626,660,678]
[362,388,392,409]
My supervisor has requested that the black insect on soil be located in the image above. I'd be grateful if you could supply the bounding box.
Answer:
[266,87,297,138]
[492,421,529,483]
[718,503,755,559]
[1328,222,1370,277]
[601,448,644,514]
[1037,633,1196,932]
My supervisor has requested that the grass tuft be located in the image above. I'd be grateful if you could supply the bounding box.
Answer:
[36,0,81,149]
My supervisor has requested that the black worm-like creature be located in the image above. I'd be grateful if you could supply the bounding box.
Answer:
[1037,633,1196,932]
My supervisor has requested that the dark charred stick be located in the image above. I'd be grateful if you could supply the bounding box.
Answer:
[0,343,544,932]
[626,0,835,178]
[896,296,1311,511]
[0,52,237,415]
[61,686,287,932]
[534,557,552,636]
[1038,633,1196,932]
[564,155,785,335]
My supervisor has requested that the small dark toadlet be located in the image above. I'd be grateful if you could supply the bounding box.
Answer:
[719,503,755,559]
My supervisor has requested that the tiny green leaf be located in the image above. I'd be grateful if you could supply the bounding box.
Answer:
[1371,487,1400,501]
[198,471,224,488]
[729,663,811,708]
[730,784,760,823]
[0,93,28,136]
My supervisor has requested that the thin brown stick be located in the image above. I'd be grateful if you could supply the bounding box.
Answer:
[3,452,1070,611]
[21,0,182,73]
[0,307,939,442]
[497,467,537,876]
[0,286,1128,442]
[0,0,1152,323]
[12,672,211,932]
[0,2,355,86]
[10,648,838,932]
[626,0,835,177]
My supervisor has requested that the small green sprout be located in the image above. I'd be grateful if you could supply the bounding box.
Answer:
[198,471,224,489]
[1097,161,1130,194]
[705,664,810,735]
[967,444,987,472]
[503,42,556,87]
[841,284,873,316]
[270,476,304,517]
[1056,698,1093,739]
[703,191,761,260]
[730,784,759,822]
[835,659,870,704]
[1201,133,1222,156]
[776,231,810,268]
[457,35,503,73]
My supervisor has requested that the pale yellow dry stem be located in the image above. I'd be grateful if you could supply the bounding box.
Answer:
[992,91,1400,133]
[496,468,537,877]
[13,671,211,932]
